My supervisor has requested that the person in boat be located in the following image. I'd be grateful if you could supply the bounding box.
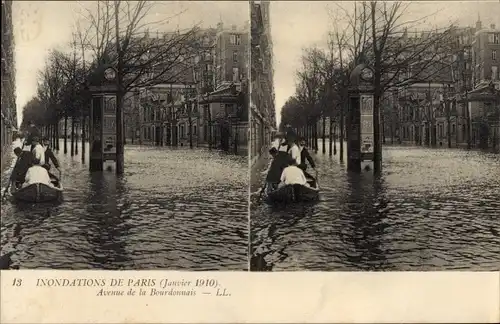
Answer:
[25,121,41,150]
[286,133,302,166]
[31,136,46,166]
[10,147,34,185]
[261,132,296,189]
[22,158,54,188]
[278,156,310,188]
[270,132,285,152]
[41,137,60,171]
[297,137,316,186]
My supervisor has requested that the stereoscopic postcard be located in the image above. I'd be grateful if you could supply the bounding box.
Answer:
[1,0,498,323]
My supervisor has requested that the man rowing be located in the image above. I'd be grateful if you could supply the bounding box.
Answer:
[297,137,316,187]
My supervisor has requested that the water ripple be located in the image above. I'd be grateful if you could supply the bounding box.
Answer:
[1,143,248,270]
[251,143,500,271]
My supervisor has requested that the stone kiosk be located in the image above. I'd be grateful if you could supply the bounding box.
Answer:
[347,64,375,172]
[86,65,119,172]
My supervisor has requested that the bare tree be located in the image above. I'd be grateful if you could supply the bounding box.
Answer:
[76,0,208,173]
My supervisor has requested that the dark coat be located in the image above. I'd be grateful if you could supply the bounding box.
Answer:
[299,147,315,170]
[265,151,290,184]
[44,147,59,168]
[10,151,34,183]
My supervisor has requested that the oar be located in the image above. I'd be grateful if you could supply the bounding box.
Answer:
[257,182,267,201]
[314,169,320,189]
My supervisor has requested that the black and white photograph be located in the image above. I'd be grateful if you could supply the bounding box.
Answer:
[1,0,250,270]
[250,1,499,271]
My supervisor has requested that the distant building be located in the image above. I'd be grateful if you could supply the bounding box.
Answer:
[124,24,249,154]
[1,0,17,171]
[250,0,276,163]
[469,19,500,149]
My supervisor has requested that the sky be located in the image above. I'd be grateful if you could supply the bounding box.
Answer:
[270,1,500,126]
[12,0,249,127]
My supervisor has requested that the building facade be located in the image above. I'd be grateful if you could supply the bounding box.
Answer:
[1,0,17,171]
[124,24,249,155]
[388,19,499,152]
[250,0,276,164]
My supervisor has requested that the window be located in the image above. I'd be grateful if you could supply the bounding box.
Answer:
[452,124,456,135]
[230,34,241,45]
[495,33,500,44]
[493,66,499,81]
[493,50,497,61]
[232,50,238,62]
[232,67,239,81]
[193,125,197,135]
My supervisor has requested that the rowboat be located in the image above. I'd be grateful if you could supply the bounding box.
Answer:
[265,179,319,204]
[10,176,63,203]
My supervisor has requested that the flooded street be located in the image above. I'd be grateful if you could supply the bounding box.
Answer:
[1,143,248,270]
[251,142,500,271]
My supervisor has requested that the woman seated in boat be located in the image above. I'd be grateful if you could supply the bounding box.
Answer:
[278,157,310,188]
[31,137,46,166]
[10,147,34,185]
[22,158,54,188]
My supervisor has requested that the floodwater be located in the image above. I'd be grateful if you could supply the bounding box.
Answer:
[1,143,248,270]
[251,142,500,271]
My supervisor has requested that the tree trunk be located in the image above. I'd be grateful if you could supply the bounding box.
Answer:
[322,115,326,154]
[208,109,212,150]
[313,121,318,152]
[328,118,333,156]
[333,123,337,155]
[55,121,60,151]
[81,115,86,163]
[70,118,75,156]
[234,123,239,155]
[447,111,452,149]
[64,116,68,154]
[465,94,471,149]
[75,122,79,156]
[381,110,386,144]
[339,104,344,162]
[188,117,193,149]
[373,90,382,175]
[115,1,125,175]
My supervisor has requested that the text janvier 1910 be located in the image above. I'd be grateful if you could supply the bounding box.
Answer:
[33,278,231,297]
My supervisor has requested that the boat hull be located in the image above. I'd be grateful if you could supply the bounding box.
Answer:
[266,183,319,203]
[11,182,63,203]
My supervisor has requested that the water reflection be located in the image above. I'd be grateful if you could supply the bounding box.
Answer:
[1,144,248,270]
[251,143,500,271]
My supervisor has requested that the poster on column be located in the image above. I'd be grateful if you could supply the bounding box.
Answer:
[360,95,374,158]
[102,95,117,161]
